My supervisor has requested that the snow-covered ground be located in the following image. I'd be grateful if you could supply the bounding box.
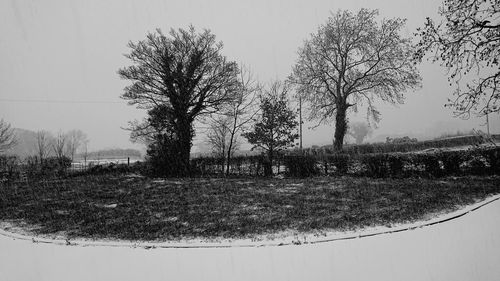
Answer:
[1,197,500,281]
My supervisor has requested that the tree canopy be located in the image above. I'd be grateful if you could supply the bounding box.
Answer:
[415,0,500,117]
[290,9,421,151]
[119,26,239,115]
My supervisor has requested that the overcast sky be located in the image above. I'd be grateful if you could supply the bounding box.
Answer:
[1,0,498,152]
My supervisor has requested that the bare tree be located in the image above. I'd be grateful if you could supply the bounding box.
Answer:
[0,119,17,154]
[35,130,52,162]
[206,116,239,173]
[66,129,88,161]
[221,65,260,175]
[290,9,422,151]
[119,26,239,176]
[52,131,67,160]
[347,122,373,144]
[415,0,500,117]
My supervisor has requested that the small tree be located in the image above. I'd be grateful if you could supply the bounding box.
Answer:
[290,9,421,151]
[243,81,299,176]
[348,122,373,144]
[221,65,260,175]
[206,116,238,173]
[0,119,17,154]
[415,0,500,117]
[52,131,67,160]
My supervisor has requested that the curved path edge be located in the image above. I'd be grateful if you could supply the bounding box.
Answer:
[1,194,499,249]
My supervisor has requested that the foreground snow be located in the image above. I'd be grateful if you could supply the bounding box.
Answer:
[1,196,500,281]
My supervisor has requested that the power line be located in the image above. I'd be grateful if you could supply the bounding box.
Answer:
[0,98,123,104]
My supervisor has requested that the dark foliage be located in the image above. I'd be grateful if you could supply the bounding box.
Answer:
[439,150,464,174]
[416,153,443,177]
[283,155,319,177]
[361,154,391,178]
[480,148,500,174]
[326,154,350,175]
[145,133,185,177]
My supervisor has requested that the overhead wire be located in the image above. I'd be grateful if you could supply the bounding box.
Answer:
[0,98,123,104]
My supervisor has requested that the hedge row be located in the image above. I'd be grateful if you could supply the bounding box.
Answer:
[188,146,500,178]
[286,146,500,178]
[190,155,287,177]
[3,145,498,180]
[0,156,74,183]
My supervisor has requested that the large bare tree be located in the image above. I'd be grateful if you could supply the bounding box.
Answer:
[119,26,239,176]
[415,0,500,117]
[0,119,17,154]
[290,9,421,151]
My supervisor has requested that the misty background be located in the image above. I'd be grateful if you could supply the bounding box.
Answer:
[1,0,499,156]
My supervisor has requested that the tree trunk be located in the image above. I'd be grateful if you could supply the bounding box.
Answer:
[265,148,273,176]
[334,103,348,151]
[175,117,193,177]
[221,141,226,174]
[226,133,234,177]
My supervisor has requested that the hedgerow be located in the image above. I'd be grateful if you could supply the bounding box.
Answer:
[190,146,500,178]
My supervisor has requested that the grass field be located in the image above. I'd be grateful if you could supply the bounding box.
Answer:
[1,174,499,242]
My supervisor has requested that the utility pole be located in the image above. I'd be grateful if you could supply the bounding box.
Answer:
[486,112,490,135]
[299,95,303,153]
